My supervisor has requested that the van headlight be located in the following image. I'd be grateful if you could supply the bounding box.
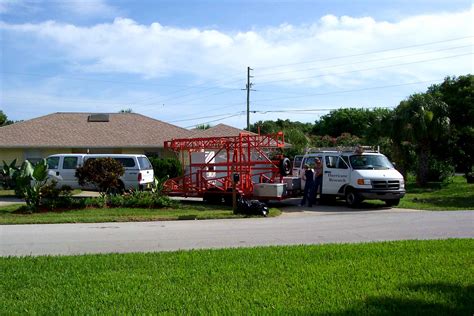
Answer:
[357,179,371,186]
[400,179,405,189]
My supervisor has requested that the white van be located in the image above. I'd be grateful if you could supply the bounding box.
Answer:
[297,147,405,207]
[46,154,154,191]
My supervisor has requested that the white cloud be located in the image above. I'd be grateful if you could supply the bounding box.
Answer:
[57,0,118,17]
[2,8,473,88]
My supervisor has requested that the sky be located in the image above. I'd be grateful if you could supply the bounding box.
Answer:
[1,0,473,130]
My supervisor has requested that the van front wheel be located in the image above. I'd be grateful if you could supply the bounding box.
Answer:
[345,189,361,207]
[385,199,400,207]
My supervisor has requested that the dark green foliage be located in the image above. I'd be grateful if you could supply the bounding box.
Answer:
[75,158,125,194]
[1,240,472,314]
[428,75,474,175]
[148,157,182,180]
[15,159,50,211]
[0,110,14,126]
[312,107,392,141]
[311,133,361,148]
[391,93,450,185]
[40,182,73,210]
[249,119,312,158]
[107,191,175,208]
[0,159,19,189]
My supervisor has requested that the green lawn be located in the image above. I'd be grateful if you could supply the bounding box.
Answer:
[397,176,474,210]
[1,239,472,314]
[0,189,15,197]
[0,203,280,224]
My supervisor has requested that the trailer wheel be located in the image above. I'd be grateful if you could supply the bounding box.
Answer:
[279,158,292,176]
[345,188,361,207]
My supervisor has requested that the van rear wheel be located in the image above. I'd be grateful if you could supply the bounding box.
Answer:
[345,189,361,207]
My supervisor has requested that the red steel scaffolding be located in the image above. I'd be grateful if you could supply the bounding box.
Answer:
[163,132,288,199]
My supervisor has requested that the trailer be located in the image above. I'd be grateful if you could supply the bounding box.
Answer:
[163,132,299,202]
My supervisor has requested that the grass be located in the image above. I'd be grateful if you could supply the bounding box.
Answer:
[397,176,474,210]
[0,202,280,225]
[1,239,472,314]
[0,189,15,197]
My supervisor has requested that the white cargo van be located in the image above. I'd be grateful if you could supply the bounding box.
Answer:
[297,147,405,207]
[46,154,154,191]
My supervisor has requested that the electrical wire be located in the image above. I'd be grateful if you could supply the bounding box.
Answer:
[257,35,474,70]
[256,44,472,78]
[257,53,472,86]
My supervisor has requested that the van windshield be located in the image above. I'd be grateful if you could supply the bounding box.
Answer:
[349,155,394,170]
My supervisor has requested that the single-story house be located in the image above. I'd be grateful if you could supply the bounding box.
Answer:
[0,112,192,164]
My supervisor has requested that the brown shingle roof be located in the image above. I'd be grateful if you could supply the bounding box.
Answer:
[189,123,255,138]
[0,112,192,148]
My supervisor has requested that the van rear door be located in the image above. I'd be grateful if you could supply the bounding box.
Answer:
[137,156,154,185]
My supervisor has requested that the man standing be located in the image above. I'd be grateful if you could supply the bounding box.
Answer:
[312,158,323,204]
[300,164,314,207]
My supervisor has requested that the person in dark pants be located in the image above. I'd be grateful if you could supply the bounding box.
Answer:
[300,164,314,207]
[312,158,323,204]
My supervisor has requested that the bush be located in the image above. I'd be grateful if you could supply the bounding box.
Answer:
[425,158,455,182]
[76,158,125,194]
[148,157,182,180]
[41,182,73,210]
[1,159,19,189]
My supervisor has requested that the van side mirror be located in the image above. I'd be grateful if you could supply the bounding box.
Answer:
[392,162,396,167]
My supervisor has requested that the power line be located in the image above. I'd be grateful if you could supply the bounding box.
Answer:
[256,44,472,79]
[254,78,443,104]
[184,113,243,128]
[170,111,243,123]
[257,53,472,86]
[257,35,473,70]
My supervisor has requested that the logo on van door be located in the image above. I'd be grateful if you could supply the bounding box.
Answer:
[327,173,348,183]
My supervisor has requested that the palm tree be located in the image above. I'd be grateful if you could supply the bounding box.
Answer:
[391,93,450,185]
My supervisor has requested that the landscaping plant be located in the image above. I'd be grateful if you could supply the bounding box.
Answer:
[15,159,49,211]
[75,158,125,195]
[0,159,19,189]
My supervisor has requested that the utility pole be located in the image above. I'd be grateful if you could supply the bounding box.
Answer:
[242,66,254,131]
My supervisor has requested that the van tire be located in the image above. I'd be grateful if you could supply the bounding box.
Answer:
[385,199,400,207]
[345,188,361,207]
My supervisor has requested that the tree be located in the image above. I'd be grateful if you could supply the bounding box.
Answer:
[428,75,474,175]
[75,158,125,194]
[391,93,450,185]
[195,124,211,130]
[119,108,133,113]
[312,107,392,142]
[0,110,6,126]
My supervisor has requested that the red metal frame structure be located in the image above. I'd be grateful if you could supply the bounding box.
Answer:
[163,132,286,199]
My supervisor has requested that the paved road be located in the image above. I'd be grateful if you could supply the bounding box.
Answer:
[1,209,472,256]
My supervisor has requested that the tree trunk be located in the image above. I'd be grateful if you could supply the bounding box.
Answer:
[416,144,430,186]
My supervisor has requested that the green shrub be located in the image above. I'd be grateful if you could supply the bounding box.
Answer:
[41,182,73,210]
[425,158,455,182]
[76,158,125,195]
[84,197,106,208]
[15,159,50,211]
[0,159,19,189]
[148,157,182,180]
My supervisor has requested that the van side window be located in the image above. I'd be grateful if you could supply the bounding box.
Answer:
[63,157,78,169]
[293,156,303,169]
[114,158,136,168]
[325,156,338,168]
[337,157,349,169]
[47,157,60,170]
